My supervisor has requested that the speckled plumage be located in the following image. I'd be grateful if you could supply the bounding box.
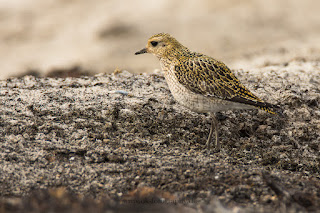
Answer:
[135,33,279,150]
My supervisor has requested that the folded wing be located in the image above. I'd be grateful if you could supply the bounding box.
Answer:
[174,55,278,114]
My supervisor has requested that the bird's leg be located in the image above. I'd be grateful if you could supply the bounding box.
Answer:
[213,115,220,151]
[206,113,220,151]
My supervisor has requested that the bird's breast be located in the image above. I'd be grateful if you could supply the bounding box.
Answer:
[163,66,220,113]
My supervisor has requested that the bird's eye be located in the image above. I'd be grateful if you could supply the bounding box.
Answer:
[151,41,158,47]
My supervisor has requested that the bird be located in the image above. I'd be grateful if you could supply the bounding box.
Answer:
[135,33,279,151]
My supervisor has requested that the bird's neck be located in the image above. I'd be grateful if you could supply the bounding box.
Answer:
[161,46,191,61]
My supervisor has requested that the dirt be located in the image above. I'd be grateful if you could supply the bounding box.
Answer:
[0,59,319,212]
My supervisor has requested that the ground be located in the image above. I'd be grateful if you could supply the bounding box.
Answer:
[0,59,319,212]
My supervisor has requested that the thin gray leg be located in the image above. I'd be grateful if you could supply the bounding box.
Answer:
[206,113,220,151]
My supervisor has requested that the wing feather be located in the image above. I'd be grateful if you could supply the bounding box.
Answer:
[174,55,278,113]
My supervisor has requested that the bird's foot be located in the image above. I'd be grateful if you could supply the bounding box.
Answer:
[205,138,220,152]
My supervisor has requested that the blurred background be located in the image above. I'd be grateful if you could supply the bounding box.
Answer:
[0,0,320,79]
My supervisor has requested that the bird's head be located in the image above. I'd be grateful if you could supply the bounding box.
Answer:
[135,33,187,58]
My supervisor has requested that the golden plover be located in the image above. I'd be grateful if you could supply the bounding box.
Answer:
[135,33,279,151]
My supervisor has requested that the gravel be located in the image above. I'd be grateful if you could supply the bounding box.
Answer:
[0,59,319,212]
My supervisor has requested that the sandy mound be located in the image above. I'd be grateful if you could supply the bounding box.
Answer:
[1,0,320,79]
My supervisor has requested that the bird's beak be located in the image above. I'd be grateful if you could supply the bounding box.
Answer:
[135,48,148,55]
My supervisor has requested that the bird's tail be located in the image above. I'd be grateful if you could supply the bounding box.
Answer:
[257,103,283,116]
[229,96,283,115]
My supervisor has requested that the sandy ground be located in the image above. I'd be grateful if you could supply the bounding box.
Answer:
[0,59,319,212]
[1,0,320,79]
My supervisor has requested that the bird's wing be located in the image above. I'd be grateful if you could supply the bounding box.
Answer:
[174,55,277,113]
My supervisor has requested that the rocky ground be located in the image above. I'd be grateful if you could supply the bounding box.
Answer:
[0,59,319,212]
